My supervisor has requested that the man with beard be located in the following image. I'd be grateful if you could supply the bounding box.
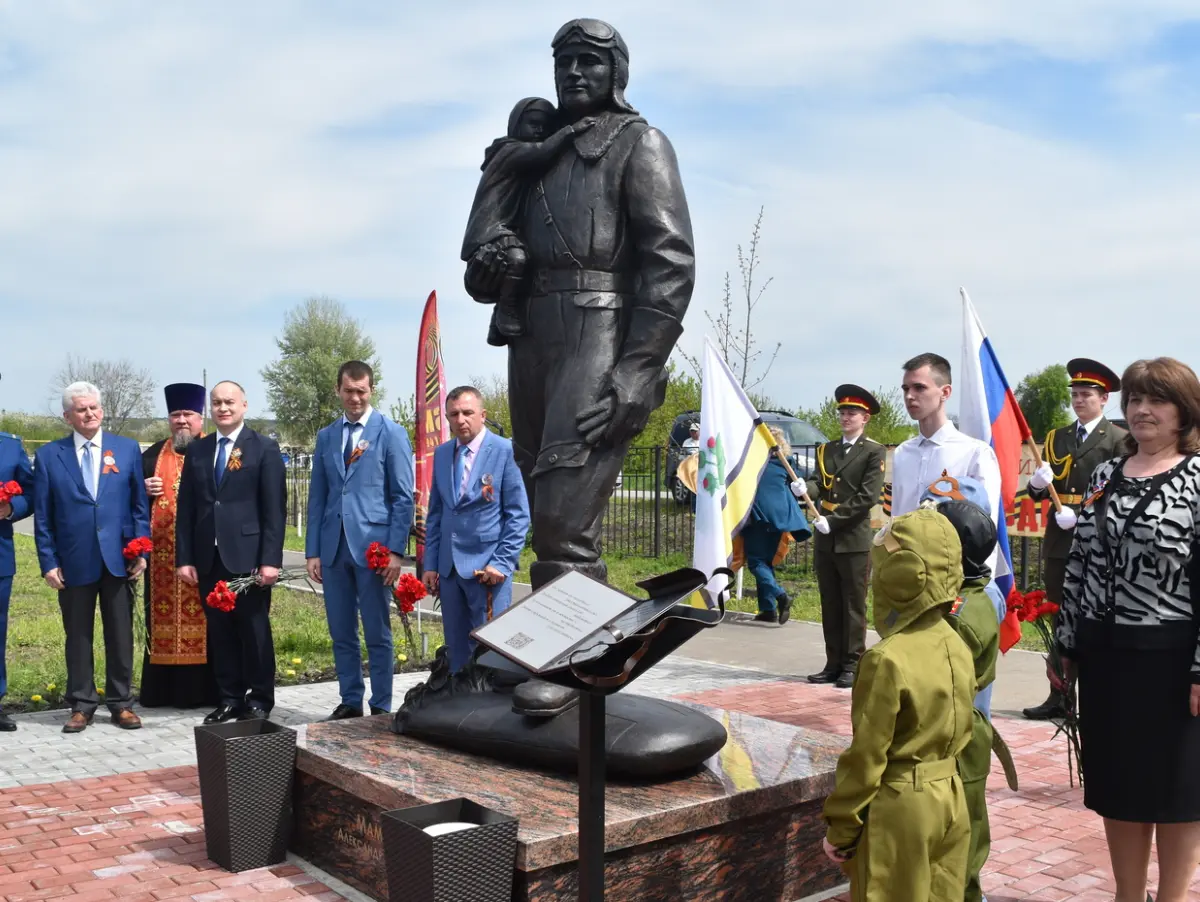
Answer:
[140,383,218,708]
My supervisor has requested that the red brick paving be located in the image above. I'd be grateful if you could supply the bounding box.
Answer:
[682,680,1200,901]
[0,766,345,901]
[4,682,1198,900]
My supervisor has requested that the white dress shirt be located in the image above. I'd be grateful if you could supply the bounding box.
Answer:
[341,406,374,453]
[213,422,245,468]
[891,420,1006,577]
[1076,414,1101,441]
[73,428,103,492]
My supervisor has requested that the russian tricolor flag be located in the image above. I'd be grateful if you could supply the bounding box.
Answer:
[958,288,1034,653]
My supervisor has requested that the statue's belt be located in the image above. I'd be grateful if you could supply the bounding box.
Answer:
[531,268,635,295]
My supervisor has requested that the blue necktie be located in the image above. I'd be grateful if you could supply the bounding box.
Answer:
[81,442,96,499]
[454,445,467,501]
[215,437,230,487]
[1076,423,1087,445]
[343,422,359,468]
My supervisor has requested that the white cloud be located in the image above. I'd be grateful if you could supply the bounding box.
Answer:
[1,2,1198,421]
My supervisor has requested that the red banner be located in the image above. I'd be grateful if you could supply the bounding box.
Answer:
[414,291,449,569]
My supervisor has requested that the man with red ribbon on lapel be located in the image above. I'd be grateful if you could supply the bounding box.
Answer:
[306,361,414,720]
[176,381,286,724]
[422,386,530,672]
[33,381,150,733]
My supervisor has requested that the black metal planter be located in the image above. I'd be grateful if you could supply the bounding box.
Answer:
[194,719,297,872]
[380,798,518,902]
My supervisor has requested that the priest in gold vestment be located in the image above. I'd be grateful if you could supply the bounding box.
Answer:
[140,383,218,708]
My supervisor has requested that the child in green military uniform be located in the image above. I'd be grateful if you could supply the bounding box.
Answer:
[921,475,1002,902]
[822,508,975,901]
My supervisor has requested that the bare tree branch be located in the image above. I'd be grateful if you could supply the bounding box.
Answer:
[51,354,156,436]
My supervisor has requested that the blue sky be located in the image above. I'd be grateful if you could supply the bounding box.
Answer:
[2,2,1198,419]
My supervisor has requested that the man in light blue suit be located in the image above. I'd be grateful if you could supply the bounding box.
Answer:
[422,386,530,672]
[0,423,34,732]
[306,361,414,719]
[34,382,151,733]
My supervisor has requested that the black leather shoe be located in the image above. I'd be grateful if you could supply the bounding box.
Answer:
[1022,692,1066,721]
[777,593,792,625]
[835,671,856,689]
[807,668,840,684]
[328,704,363,721]
[203,705,240,725]
[0,711,15,732]
[369,706,389,716]
[238,706,268,721]
[753,611,778,624]
[512,680,579,718]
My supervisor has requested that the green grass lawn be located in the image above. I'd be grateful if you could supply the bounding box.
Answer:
[3,534,442,713]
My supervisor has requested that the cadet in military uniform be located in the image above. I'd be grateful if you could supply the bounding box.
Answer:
[821,508,974,901]
[794,385,886,689]
[923,475,1003,902]
[1023,358,1125,720]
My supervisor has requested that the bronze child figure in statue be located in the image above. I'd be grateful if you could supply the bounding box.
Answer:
[461,97,595,344]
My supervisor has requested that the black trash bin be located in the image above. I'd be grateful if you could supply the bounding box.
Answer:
[380,798,518,902]
[194,719,297,872]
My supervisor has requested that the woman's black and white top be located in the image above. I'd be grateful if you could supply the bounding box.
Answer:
[1056,456,1200,679]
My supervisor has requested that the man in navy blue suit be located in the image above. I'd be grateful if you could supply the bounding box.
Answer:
[34,382,151,733]
[422,386,530,672]
[0,424,34,732]
[306,360,414,719]
[176,381,286,724]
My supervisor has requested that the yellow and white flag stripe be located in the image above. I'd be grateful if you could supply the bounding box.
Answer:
[691,338,775,607]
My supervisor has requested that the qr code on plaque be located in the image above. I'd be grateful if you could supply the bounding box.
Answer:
[504,632,534,650]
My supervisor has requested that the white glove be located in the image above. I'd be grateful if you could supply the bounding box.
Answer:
[1029,463,1055,491]
[1054,507,1078,531]
[814,516,831,535]
[789,479,808,498]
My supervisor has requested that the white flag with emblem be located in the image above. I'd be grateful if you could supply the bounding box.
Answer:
[692,338,777,606]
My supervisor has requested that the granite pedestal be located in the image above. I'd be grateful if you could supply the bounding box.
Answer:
[291,702,849,902]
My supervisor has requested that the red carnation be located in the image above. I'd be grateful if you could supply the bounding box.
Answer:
[123,536,153,560]
[706,437,716,449]
[205,580,237,613]
[0,481,22,505]
[366,542,392,572]
[393,573,426,615]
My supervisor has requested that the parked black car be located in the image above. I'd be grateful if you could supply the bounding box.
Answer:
[665,410,829,504]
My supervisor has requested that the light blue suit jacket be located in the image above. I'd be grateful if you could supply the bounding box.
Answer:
[0,434,34,578]
[33,434,150,585]
[423,430,529,579]
[305,411,415,568]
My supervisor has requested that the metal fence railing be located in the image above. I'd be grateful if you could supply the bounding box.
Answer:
[280,442,1042,587]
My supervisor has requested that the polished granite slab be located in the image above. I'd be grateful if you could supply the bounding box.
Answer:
[291,700,849,901]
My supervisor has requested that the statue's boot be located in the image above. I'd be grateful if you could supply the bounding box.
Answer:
[512,679,579,717]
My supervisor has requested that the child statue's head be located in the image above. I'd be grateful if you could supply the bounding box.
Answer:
[507,97,558,141]
[919,474,997,583]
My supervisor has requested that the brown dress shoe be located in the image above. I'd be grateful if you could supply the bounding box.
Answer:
[62,711,92,733]
[111,708,142,730]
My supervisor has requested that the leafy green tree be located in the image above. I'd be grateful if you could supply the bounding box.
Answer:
[261,297,384,447]
[1015,364,1072,439]
[638,360,702,449]
[797,387,916,446]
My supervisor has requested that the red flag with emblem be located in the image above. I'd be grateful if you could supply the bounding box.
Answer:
[414,291,449,569]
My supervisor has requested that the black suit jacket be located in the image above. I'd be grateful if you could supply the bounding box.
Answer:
[176,427,286,575]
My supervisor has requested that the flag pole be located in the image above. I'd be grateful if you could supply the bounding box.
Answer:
[769,444,821,521]
[1022,437,1064,513]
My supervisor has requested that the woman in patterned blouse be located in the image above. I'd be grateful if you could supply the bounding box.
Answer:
[1056,357,1200,902]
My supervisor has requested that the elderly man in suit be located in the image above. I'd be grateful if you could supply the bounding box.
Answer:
[0,424,34,732]
[34,382,151,733]
[176,381,286,724]
[306,360,414,720]
[422,386,530,672]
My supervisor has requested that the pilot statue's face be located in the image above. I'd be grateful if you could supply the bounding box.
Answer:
[554,42,612,118]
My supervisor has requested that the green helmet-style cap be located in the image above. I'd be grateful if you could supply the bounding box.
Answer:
[871,508,963,638]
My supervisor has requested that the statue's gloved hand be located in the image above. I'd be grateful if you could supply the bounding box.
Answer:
[577,390,653,447]
[464,242,507,300]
